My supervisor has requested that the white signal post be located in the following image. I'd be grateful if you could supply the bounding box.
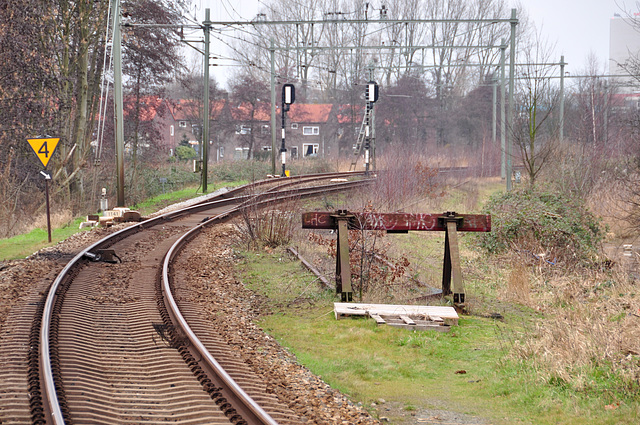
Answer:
[364,81,379,175]
[281,84,295,177]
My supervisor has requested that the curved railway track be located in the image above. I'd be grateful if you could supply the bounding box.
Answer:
[9,172,371,425]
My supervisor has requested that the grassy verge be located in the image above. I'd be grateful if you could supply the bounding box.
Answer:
[0,217,90,260]
[236,175,639,425]
[0,182,244,260]
[238,247,640,425]
[132,181,246,216]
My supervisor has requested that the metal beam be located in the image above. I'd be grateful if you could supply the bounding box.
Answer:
[335,214,353,302]
[270,39,277,175]
[560,55,565,142]
[206,18,517,26]
[269,44,503,51]
[506,8,517,192]
[301,211,491,232]
[500,39,506,180]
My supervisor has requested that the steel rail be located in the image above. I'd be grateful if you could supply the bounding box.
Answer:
[39,172,370,424]
[160,178,373,424]
[162,212,278,425]
[38,190,243,424]
[37,179,275,424]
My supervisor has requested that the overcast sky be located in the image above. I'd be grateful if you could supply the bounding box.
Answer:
[516,0,630,73]
[193,0,635,86]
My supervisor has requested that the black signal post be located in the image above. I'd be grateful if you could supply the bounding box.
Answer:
[364,81,379,175]
[281,84,295,177]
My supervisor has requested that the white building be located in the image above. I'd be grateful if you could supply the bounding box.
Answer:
[609,13,640,91]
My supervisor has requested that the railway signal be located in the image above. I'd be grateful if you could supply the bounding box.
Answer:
[365,81,379,104]
[281,83,295,177]
[364,81,378,175]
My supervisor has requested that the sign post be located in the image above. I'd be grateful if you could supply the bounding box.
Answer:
[41,171,52,242]
[27,137,59,243]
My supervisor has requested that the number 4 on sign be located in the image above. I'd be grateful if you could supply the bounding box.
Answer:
[27,138,60,168]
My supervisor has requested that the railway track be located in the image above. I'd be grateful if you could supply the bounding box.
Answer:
[1,172,373,425]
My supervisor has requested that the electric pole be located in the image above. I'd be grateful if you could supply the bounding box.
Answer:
[112,0,125,207]
[202,9,211,192]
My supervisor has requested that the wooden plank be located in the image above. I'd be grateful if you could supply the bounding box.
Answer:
[399,315,416,325]
[387,323,450,332]
[334,302,459,326]
[369,313,386,325]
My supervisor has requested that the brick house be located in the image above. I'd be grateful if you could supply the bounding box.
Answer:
[164,99,229,161]
[285,103,335,158]
[138,98,353,163]
[228,102,337,161]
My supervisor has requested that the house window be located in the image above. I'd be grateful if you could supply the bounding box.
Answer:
[302,126,319,135]
[235,124,251,135]
[290,146,298,159]
[234,147,249,159]
[170,125,174,136]
[179,121,187,128]
[302,143,319,157]
[261,125,270,135]
[291,123,299,130]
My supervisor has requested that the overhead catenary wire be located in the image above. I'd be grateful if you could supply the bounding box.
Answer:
[95,0,114,165]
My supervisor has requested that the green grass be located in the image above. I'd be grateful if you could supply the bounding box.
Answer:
[238,250,335,307]
[238,247,640,425]
[132,181,246,216]
[0,217,91,260]
[0,182,245,260]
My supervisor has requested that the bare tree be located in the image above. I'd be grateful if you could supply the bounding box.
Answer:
[376,75,433,149]
[570,54,612,148]
[121,0,189,176]
[512,29,560,186]
[229,74,270,159]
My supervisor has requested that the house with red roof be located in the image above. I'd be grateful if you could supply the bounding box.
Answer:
[228,102,339,161]
[131,98,361,163]
[164,98,229,160]
[285,103,335,158]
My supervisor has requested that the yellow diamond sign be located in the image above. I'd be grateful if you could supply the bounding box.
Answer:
[27,138,59,168]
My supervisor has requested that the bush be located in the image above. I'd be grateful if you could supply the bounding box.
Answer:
[211,160,271,182]
[288,157,334,175]
[127,163,200,206]
[478,187,605,266]
[176,145,197,161]
[236,199,300,250]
